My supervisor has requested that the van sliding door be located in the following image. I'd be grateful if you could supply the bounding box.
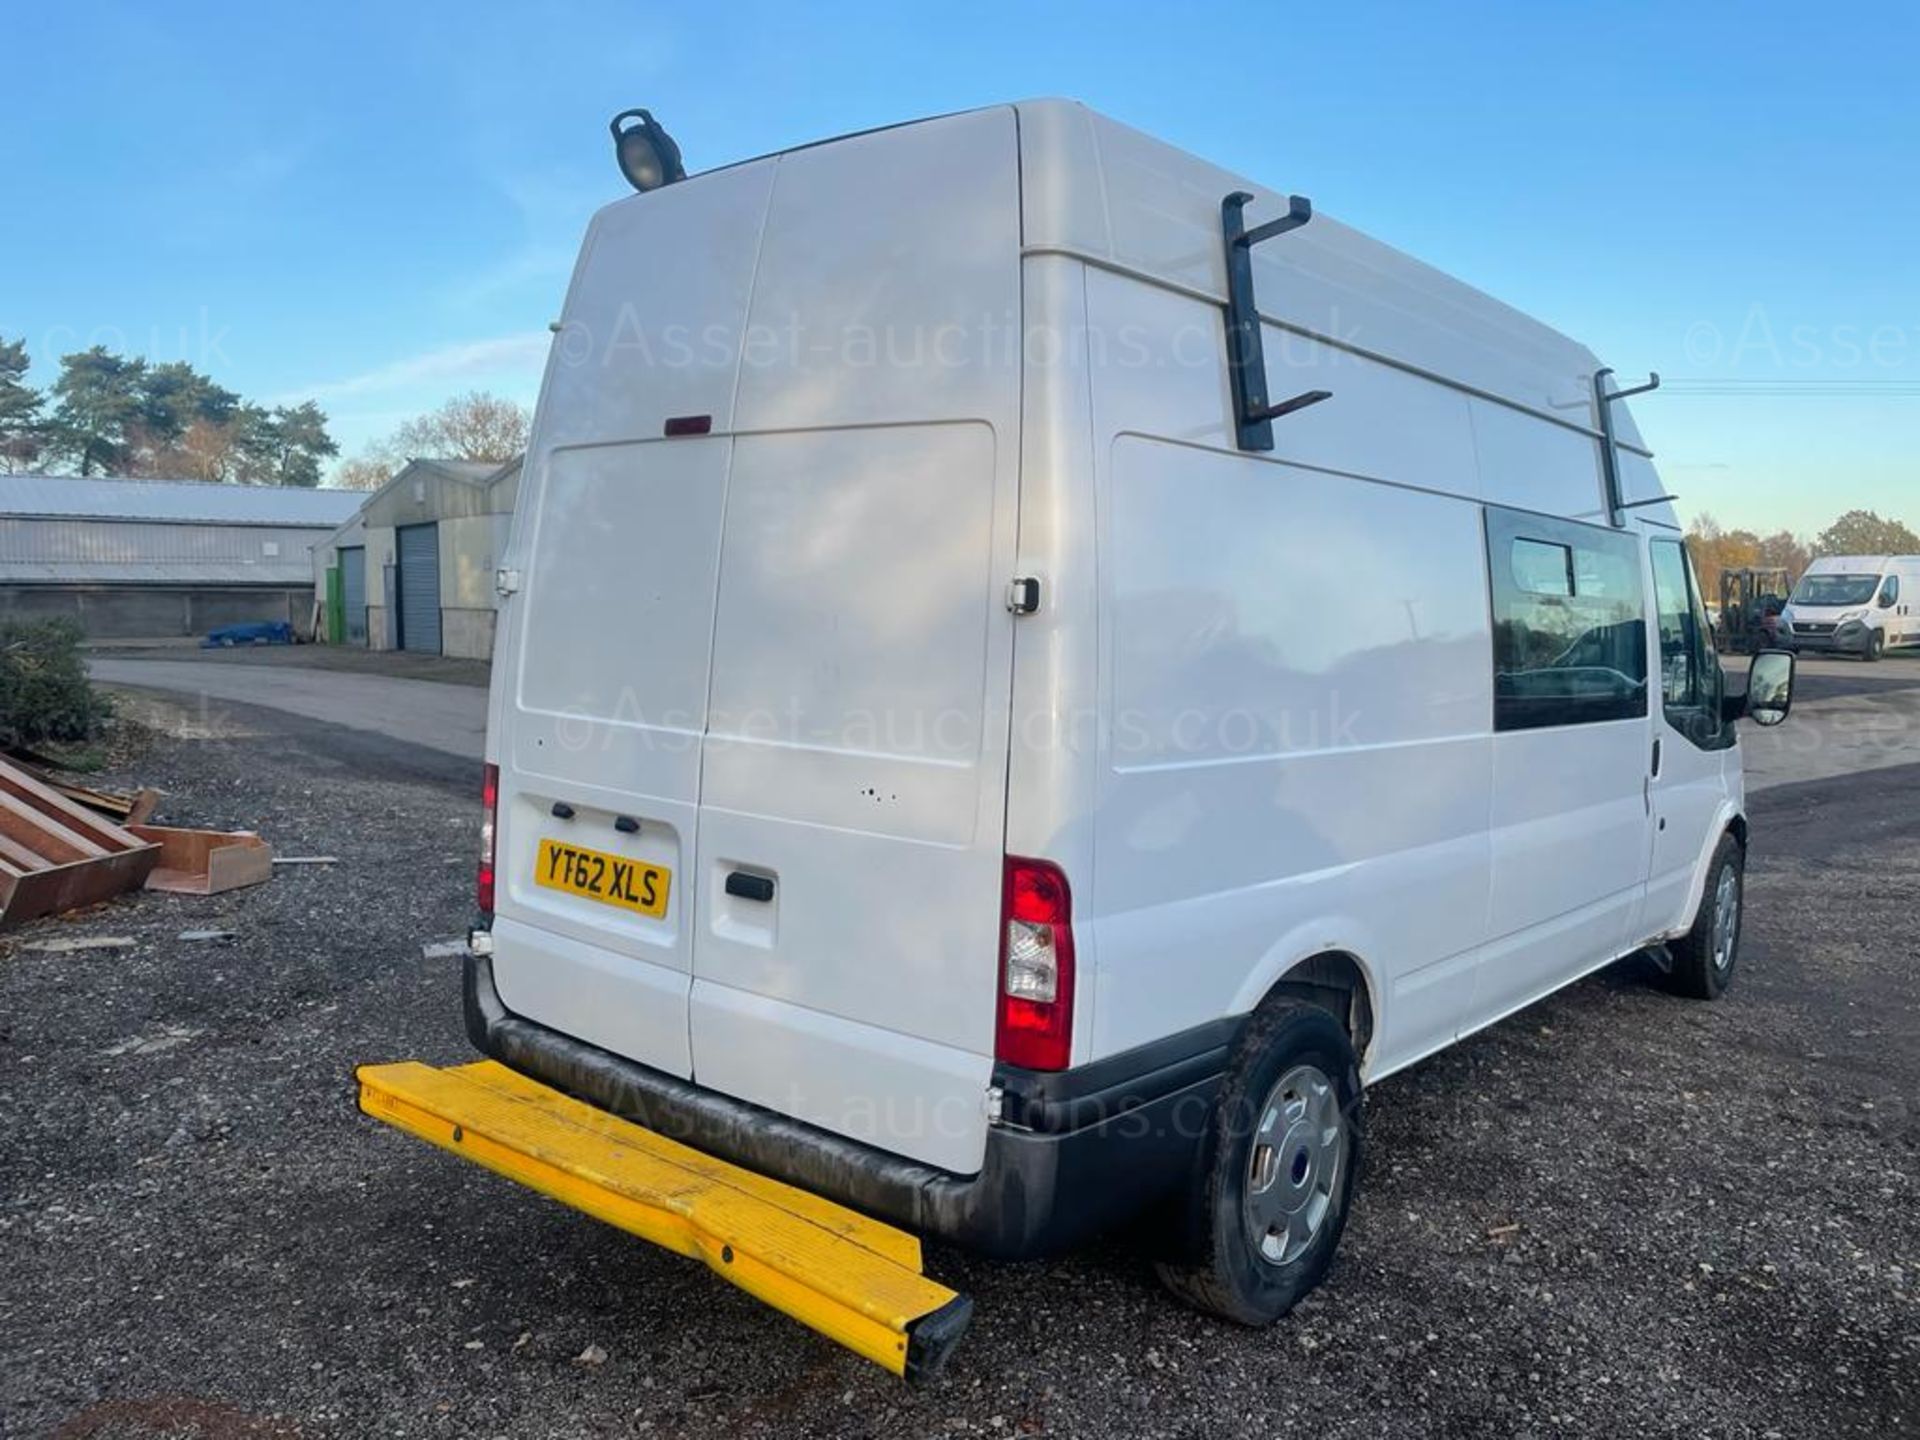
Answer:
[1480,508,1652,1015]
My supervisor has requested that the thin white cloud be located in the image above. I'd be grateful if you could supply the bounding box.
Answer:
[439,170,608,312]
[275,332,550,404]
[442,243,579,312]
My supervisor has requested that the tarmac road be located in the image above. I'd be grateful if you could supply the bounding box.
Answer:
[2,675,1913,1436]
[88,649,1920,791]
[89,656,488,761]
[1739,653,1920,790]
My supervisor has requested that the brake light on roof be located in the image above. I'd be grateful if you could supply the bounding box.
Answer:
[478,763,499,917]
[995,856,1075,1071]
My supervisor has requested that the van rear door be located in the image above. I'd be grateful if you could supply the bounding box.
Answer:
[489,158,777,1080]
[685,112,1023,1176]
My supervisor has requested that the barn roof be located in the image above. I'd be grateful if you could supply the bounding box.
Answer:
[0,474,365,528]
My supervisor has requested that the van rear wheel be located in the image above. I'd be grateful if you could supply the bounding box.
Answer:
[1154,998,1362,1325]
[1664,832,1744,1000]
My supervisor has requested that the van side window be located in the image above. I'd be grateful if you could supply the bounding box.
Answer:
[1510,538,1574,596]
[1486,507,1647,731]
[1649,538,1730,749]
[1880,575,1900,607]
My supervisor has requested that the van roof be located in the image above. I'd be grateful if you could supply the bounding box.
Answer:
[1010,100,1637,453]
[1807,554,1917,569]
[648,99,1642,459]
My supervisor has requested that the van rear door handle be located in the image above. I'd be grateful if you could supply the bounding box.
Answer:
[1650,737,1662,778]
[725,872,775,903]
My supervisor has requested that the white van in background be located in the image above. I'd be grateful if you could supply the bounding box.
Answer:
[1784,554,1920,660]
[451,101,1797,1332]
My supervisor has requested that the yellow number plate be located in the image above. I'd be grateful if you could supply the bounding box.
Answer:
[534,839,670,918]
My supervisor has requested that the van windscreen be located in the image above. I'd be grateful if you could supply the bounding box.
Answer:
[1792,574,1879,607]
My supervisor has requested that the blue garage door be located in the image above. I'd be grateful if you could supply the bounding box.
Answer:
[396,523,442,654]
[339,546,368,646]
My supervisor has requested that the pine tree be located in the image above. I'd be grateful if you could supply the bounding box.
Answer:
[0,336,44,472]
[48,347,147,475]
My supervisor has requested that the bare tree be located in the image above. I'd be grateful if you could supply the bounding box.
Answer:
[141,416,238,482]
[328,390,529,491]
[333,455,396,492]
[1754,529,1811,581]
[391,391,529,463]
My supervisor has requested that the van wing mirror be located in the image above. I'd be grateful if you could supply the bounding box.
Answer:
[1740,649,1795,727]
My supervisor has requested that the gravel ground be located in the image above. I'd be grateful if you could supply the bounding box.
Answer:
[1,694,1915,1439]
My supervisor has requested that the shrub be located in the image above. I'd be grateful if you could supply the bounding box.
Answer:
[0,619,112,749]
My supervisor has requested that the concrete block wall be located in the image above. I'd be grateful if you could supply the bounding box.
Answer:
[440,607,496,660]
[0,585,309,640]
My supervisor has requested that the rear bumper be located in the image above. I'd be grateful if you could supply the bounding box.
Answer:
[463,951,1229,1258]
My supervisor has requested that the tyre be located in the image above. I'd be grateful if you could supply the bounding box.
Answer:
[1155,998,1362,1325]
[1665,831,1744,1000]
[1865,630,1885,662]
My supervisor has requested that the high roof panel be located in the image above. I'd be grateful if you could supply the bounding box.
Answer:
[1012,99,1647,454]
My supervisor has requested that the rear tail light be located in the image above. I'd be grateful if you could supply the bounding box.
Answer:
[995,856,1075,1071]
[477,763,499,917]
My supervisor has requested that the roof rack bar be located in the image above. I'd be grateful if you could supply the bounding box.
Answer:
[1221,192,1333,452]
[1594,367,1661,526]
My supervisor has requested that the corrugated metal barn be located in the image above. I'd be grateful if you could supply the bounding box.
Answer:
[311,457,521,660]
[0,475,363,639]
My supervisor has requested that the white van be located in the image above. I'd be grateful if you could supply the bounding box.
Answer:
[462,101,1797,1329]
[1784,554,1920,660]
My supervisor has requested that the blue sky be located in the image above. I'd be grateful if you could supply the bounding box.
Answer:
[7,1,1916,535]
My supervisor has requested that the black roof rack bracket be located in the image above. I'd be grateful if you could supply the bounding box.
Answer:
[1221,191,1332,452]
[1593,367,1662,525]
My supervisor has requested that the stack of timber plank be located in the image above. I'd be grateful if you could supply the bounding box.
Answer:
[1,751,159,825]
[0,759,160,926]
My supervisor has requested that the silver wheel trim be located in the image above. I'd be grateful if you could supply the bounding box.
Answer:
[1243,1063,1347,1267]
[1712,864,1740,972]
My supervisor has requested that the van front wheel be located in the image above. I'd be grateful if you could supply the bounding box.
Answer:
[1665,832,1744,1000]
[1154,998,1362,1325]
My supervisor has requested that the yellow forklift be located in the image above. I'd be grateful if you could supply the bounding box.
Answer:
[1718,567,1793,654]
